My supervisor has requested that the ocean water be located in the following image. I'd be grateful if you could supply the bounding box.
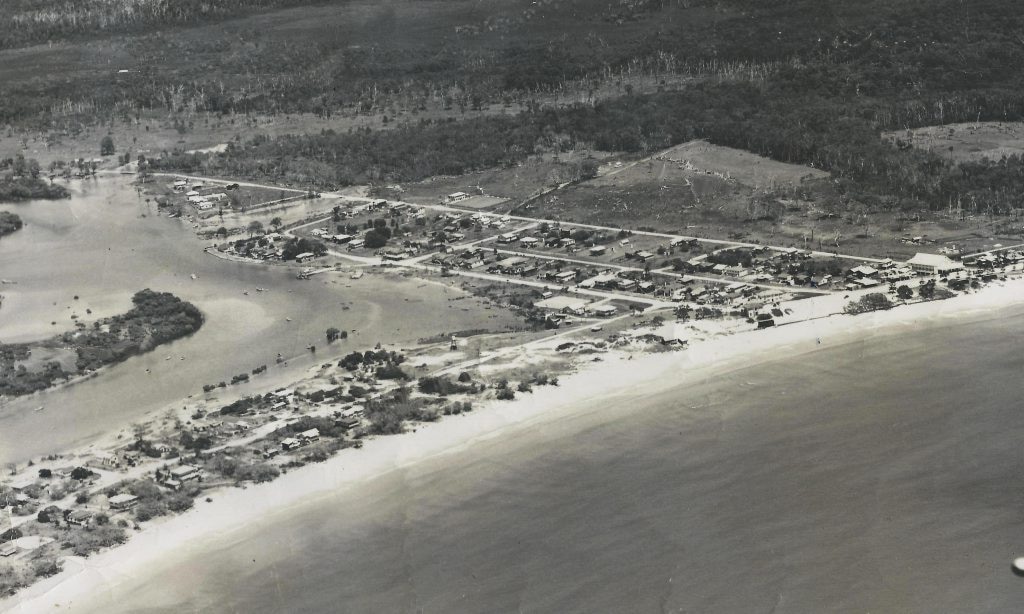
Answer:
[51,305,1024,613]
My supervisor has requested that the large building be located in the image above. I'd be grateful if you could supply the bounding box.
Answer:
[907,253,965,276]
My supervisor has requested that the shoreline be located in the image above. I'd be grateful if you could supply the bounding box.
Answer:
[3,278,1024,612]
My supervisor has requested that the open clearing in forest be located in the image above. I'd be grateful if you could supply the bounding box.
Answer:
[883,122,1024,163]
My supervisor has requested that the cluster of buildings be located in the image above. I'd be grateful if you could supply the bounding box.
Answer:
[172,179,230,212]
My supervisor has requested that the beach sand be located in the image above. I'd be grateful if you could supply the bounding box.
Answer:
[3,278,1023,613]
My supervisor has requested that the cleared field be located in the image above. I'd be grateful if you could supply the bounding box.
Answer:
[883,122,1024,163]
[655,140,828,187]
[522,139,1024,259]
[399,151,611,207]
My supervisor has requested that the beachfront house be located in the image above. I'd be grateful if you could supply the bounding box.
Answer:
[169,465,202,483]
[907,253,965,276]
[108,493,139,511]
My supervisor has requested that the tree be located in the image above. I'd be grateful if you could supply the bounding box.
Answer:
[896,285,914,300]
[247,220,264,237]
[270,217,283,231]
[100,135,115,156]
[364,229,389,249]
[326,327,341,342]
[844,293,892,315]
[579,158,600,180]
[70,467,93,481]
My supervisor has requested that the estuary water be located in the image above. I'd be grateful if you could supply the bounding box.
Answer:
[0,177,506,463]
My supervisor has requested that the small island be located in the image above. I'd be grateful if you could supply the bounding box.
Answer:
[0,290,203,398]
[0,155,69,203]
[0,211,23,238]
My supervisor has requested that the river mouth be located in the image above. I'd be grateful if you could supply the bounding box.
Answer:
[0,176,521,463]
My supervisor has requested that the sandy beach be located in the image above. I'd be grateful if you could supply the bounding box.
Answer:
[3,275,1022,613]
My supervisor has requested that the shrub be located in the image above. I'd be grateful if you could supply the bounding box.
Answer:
[844,293,892,315]
[235,463,280,483]
[32,558,62,578]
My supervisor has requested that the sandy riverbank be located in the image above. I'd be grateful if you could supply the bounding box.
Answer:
[4,277,1023,613]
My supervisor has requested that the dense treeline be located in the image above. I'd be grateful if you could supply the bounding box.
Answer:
[149,77,1024,214]
[0,290,203,397]
[127,0,1024,214]
[0,211,23,237]
[5,0,1024,128]
[0,0,319,50]
[9,0,1024,214]
[0,156,69,203]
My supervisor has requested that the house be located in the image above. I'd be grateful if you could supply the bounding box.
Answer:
[108,494,139,511]
[281,437,301,451]
[616,278,637,292]
[497,233,518,244]
[850,265,879,278]
[633,250,655,261]
[299,428,320,443]
[66,510,94,527]
[169,465,201,483]
[589,246,607,256]
[592,304,618,317]
[445,192,471,203]
[295,252,315,263]
[91,450,119,469]
[553,270,577,284]
[9,478,37,493]
[519,237,540,248]
[494,256,527,273]
[907,253,965,276]
[534,296,590,315]
[0,544,17,558]
[580,272,618,289]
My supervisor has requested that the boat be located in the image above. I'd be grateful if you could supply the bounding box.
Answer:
[350,271,364,280]
[165,356,172,361]
[286,317,292,322]
[33,406,44,412]
[190,273,197,280]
